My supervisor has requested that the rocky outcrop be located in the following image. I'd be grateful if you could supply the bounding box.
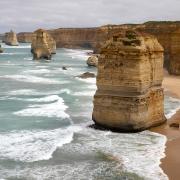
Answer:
[77,72,95,79]
[87,55,98,67]
[0,44,3,53]
[3,30,18,46]
[92,30,166,132]
[31,29,56,60]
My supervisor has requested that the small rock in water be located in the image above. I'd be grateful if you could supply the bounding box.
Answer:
[169,122,180,128]
[87,55,98,67]
[62,66,67,70]
[77,72,95,79]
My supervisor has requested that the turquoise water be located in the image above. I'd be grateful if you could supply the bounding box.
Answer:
[0,43,179,180]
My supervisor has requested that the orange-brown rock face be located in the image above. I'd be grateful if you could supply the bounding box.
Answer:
[3,30,18,46]
[18,21,180,74]
[169,29,180,75]
[31,29,56,60]
[137,22,180,75]
[17,32,34,43]
[92,30,166,132]
[48,27,110,50]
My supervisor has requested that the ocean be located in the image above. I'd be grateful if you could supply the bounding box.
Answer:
[0,43,180,180]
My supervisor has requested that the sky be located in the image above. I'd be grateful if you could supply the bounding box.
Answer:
[0,0,180,33]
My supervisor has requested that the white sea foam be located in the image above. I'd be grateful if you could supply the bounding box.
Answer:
[165,96,180,119]
[7,89,71,96]
[0,127,168,180]
[0,126,81,162]
[60,128,168,180]
[23,69,51,74]
[14,96,70,118]
[87,84,97,90]
[0,52,27,55]
[72,91,95,96]
[1,44,31,49]
[65,49,92,60]
[166,106,180,119]
[25,95,61,102]
[0,162,123,180]
[24,57,32,61]
[0,75,66,84]
[75,77,96,84]
[8,89,37,96]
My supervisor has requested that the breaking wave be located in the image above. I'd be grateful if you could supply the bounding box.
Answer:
[14,96,70,118]
[0,75,67,84]
[0,126,81,162]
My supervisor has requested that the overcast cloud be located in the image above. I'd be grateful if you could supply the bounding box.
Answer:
[0,0,180,33]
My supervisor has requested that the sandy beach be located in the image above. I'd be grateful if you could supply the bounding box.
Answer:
[151,70,180,180]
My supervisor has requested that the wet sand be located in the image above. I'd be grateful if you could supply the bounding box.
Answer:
[151,70,180,180]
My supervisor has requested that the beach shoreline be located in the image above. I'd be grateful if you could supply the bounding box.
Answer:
[151,70,180,180]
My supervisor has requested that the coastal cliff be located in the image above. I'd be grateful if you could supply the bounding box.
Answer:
[3,30,19,46]
[137,22,180,75]
[31,29,56,60]
[17,21,180,75]
[48,27,110,49]
[92,30,166,132]
[17,32,34,43]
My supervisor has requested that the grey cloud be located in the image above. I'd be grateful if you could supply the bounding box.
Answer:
[0,0,180,33]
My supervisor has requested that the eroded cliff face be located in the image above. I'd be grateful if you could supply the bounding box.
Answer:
[48,27,110,49]
[3,30,18,46]
[17,32,34,43]
[137,22,180,75]
[92,30,166,132]
[31,29,56,60]
[18,22,180,74]
[169,29,180,75]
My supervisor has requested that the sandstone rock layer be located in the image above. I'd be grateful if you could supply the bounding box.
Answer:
[3,30,18,46]
[92,30,166,132]
[31,29,56,60]
[17,32,34,43]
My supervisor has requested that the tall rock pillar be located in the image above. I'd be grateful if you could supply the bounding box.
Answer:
[3,30,19,46]
[31,29,56,60]
[92,30,166,132]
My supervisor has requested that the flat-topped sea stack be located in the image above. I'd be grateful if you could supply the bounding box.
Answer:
[92,30,166,132]
[31,29,56,60]
[3,30,18,46]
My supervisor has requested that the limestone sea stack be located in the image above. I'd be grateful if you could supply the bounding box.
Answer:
[31,29,56,60]
[3,30,19,46]
[92,30,166,132]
